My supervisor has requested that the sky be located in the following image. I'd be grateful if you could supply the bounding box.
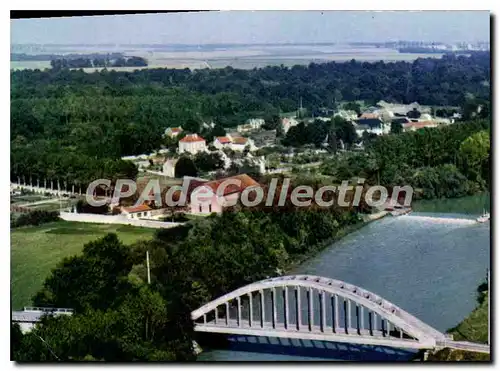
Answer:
[11,11,490,45]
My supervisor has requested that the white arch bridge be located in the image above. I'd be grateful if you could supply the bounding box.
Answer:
[192,275,490,354]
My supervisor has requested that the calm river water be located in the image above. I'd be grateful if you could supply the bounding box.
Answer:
[197,195,491,361]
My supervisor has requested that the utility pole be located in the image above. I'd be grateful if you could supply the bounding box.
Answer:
[146,251,151,285]
[488,268,490,346]
[145,250,151,341]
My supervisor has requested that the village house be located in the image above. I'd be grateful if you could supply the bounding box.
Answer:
[213,134,257,152]
[281,117,299,134]
[178,134,207,154]
[237,118,265,133]
[188,174,260,214]
[354,118,390,137]
[164,126,183,138]
[250,130,277,147]
[402,121,439,132]
[213,136,232,150]
[121,204,153,219]
[202,121,216,130]
[162,158,178,177]
[334,110,359,121]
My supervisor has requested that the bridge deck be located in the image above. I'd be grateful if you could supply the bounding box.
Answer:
[195,319,434,350]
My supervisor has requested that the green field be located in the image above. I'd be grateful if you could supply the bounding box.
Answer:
[11,221,155,310]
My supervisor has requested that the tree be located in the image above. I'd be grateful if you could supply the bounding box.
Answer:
[333,117,357,147]
[391,122,403,134]
[459,130,490,183]
[32,234,134,312]
[407,108,421,119]
[193,152,224,172]
[343,102,361,115]
[174,156,198,178]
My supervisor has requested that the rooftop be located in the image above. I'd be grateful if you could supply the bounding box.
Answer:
[403,121,438,130]
[216,136,232,144]
[232,137,248,145]
[122,204,152,213]
[180,134,205,143]
[193,174,260,197]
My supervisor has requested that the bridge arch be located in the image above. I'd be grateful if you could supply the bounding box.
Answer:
[192,275,447,349]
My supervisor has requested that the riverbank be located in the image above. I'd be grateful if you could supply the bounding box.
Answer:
[197,210,490,361]
[196,211,379,357]
[427,281,489,361]
[412,192,490,215]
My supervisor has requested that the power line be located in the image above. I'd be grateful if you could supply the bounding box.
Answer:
[35,334,61,361]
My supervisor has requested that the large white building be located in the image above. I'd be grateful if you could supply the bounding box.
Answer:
[178,134,207,154]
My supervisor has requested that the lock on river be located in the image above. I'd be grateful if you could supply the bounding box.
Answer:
[197,193,491,361]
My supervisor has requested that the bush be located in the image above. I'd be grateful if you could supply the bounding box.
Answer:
[11,210,60,228]
[76,200,109,214]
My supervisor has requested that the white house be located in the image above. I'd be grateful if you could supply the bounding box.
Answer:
[188,174,260,214]
[165,127,183,138]
[354,118,390,137]
[230,136,257,152]
[162,159,178,177]
[281,117,299,134]
[213,135,257,152]
[237,118,265,132]
[121,204,153,219]
[213,136,233,150]
[202,121,216,130]
[178,134,207,154]
[402,121,439,132]
[334,110,358,121]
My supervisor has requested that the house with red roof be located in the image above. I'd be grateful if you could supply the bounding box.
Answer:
[165,126,183,138]
[121,204,153,219]
[178,134,207,154]
[188,174,260,214]
[402,121,439,132]
[212,134,257,151]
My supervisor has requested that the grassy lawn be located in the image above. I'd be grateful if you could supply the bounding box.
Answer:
[11,221,155,310]
[428,294,489,361]
[448,296,489,344]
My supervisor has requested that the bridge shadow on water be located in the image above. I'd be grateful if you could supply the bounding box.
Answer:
[200,334,418,361]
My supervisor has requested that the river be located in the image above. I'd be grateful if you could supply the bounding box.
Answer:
[197,195,490,361]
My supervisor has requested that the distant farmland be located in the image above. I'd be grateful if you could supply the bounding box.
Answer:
[10,44,445,71]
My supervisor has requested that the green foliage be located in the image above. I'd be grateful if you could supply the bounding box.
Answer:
[32,234,134,312]
[174,156,198,178]
[460,130,490,184]
[193,152,224,173]
[390,122,402,134]
[320,120,490,200]
[342,102,361,115]
[75,199,109,214]
[11,210,60,228]
[11,53,489,186]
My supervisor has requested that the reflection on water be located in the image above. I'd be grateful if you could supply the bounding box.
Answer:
[198,202,490,361]
[198,336,417,361]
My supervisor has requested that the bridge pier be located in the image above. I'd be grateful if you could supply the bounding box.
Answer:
[260,290,265,328]
[295,287,301,331]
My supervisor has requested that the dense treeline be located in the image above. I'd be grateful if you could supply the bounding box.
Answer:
[11,53,489,183]
[10,210,60,228]
[321,120,491,199]
[12,53,490,108]
[49,56,148,69]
